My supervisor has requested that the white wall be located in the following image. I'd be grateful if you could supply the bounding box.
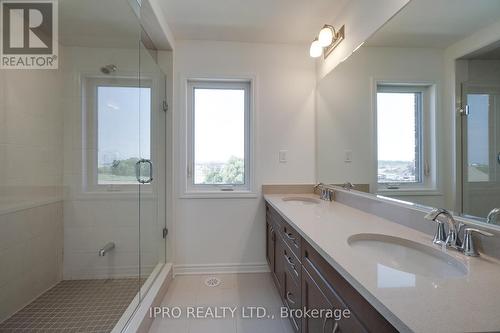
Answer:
[0,67,64,206]
[0,58,64,322]
[316,0,410,80]
[169,40,316,272]
[316,46,446,207]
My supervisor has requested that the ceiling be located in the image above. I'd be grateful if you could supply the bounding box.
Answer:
[366,0,500,48]
[461,40,500,60]
[59,0,141,48]
[155,0,349,44]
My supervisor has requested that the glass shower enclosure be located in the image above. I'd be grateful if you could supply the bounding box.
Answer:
[0,0,167,331]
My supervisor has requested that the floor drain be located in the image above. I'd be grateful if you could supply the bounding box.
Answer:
[204,277,221,287]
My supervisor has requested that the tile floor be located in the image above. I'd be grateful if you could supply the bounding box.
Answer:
[0,278,142,333]
[148,273,293,333]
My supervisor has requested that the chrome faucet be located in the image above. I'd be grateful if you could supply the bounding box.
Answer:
[424,208,462,248]
[342,182,355,191]
[486,208,500,225]
[314,183,333,201]
[99,242,115,256]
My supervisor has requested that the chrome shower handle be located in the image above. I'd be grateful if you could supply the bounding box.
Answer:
[135,159,153,184]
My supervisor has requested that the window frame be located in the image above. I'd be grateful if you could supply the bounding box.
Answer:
[185,79,253,195]
[83,76,154,193]
[374,82,437,194]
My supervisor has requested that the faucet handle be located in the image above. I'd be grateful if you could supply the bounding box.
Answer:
[431,220,447,245]
[461,228,494,257]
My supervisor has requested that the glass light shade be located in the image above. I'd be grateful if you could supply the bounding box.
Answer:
[318,26,334,47]
[309,39,322,58]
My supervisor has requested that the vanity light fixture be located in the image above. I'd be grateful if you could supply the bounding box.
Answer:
[309,38,323,58]
[309,24,345,59]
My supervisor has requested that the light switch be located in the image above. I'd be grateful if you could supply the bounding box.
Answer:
[279,150,288,163]
[344,150,352,163]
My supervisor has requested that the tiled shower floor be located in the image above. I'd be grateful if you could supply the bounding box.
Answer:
[0,278,143,333]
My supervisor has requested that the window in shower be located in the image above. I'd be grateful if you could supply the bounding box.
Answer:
[466,94,490,182]
[84,78,152,190]
[185,79,252,194]
[376,84,435,191]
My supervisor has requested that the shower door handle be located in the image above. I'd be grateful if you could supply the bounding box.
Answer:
[135,159,153,184]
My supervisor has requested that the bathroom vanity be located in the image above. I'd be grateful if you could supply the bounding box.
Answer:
[265,191,500,333]
[266,201,396,333]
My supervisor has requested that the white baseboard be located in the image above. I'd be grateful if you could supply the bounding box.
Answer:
[173,262,270,276]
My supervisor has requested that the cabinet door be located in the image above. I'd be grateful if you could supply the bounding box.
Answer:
[266,222,275,272]
[302,267,367,333]
[302,267,335,333]
[275,234,285,296]
[284,267,302,332]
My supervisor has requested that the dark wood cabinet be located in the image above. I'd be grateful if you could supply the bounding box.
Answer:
[266,205,284,295]
[275,232,286,294]
[302,267,339,333]
[266,221,275,272]
[265,202,399,333]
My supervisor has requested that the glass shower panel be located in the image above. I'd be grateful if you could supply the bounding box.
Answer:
[0,0,165,330]
[462,86,500,218]
[138,38,167,299]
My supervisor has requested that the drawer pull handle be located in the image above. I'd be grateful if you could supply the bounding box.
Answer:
[285,232,296,241]
[322,318,339,333]
[286,291,295,305]
[284,254,299,277]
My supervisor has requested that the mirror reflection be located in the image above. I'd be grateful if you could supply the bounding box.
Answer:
[316,0,500,227]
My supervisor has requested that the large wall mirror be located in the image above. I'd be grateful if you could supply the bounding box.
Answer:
[316,0,500,228]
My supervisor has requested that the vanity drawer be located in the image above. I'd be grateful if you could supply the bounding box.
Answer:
[266,204,283,235]
[282,221,301,259]
[284,266,302,333]
[283,242,301,285]
[302,241,397,333]
[302,266,367,333]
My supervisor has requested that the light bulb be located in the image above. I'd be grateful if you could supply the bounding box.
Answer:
[318,25,334,47]
[309,39,322,58]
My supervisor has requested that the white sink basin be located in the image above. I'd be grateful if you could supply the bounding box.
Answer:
[347,233,468,279]
[282,197,321,205]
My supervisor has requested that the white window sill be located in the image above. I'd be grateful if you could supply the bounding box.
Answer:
[180,191,258,199]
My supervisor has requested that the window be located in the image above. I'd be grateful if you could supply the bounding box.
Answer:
[84,78,152,191]
[186,80,252,193]
[376,84,435,191]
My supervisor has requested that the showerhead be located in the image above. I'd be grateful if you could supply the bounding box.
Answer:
[100,64,117,74]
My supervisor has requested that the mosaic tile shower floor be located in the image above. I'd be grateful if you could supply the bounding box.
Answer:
[0,278,143,333]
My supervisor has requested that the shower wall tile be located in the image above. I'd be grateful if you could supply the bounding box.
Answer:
[0,202,63,323]
[0,66,64,207]
[63,197,158,279]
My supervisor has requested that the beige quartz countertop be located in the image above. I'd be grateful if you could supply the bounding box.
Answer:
[264,193,500,333]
